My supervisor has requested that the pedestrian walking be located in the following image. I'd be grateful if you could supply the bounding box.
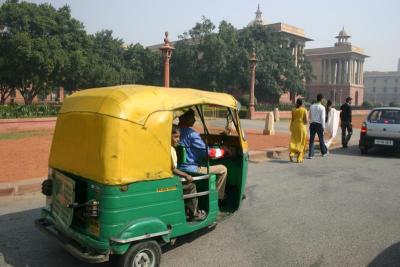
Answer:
[308,94,328,159]
[324,100,340,148]
[289,98,308,163]
[340,97,353,148]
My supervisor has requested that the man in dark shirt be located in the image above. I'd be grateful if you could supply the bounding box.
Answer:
[340,97,352,148]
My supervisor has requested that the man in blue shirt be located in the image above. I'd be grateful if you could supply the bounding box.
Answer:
[178,109,227,201]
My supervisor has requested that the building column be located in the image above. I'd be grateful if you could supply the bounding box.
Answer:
[337,59,342,85]
[354,60,357,84]
[341,59,345,84]
[327,59,331,84]
[321,59,325,83]
[350,59,354,84]
[356,60,359,84]
[360,61,364,84]
[324,59,329,84]
[334,59,338,85]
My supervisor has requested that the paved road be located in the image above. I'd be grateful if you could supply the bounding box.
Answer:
[1,146,399,267]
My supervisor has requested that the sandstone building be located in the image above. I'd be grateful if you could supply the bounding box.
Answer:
[305,28,368,106]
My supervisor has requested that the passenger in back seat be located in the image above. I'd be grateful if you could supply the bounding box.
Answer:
[171,125,206,221]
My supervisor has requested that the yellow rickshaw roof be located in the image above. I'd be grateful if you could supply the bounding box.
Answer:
[61,85,239,124]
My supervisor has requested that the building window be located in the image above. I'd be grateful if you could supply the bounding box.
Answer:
[384,79,387,83]
[373,79,376,83]
[396,79,399,83]
[395,87,398,93]
[373,87,376,92]
[383,87,387,93]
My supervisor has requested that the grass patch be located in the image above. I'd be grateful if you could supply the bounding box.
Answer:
[0,130,53,141]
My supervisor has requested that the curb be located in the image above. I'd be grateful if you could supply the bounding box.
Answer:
[0,177,45,197]
[0,117,57,124]
[248,147,288,162]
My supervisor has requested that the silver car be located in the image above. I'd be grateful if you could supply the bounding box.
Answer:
[359,107,400,154]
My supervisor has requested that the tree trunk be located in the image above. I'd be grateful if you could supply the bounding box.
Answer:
[0,86,11,105]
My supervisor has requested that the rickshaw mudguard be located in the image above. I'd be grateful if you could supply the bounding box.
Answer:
[110,217,170,246]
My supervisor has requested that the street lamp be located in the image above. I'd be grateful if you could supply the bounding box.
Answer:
[159,31,175,88]
[248,48,258,119]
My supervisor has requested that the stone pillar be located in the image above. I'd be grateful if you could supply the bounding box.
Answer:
[337,59,342,85]
[58,86,64,102]
[273,107,280,122]
[159,32,174,88]
[321,59,325,83]
[263,112,275,135]
[294,45,298,66]
[248,48,258,119]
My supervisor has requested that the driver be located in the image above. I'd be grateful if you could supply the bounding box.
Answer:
[177,109,228,202]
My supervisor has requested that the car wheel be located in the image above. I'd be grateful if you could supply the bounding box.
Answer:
[360,147,368,154]
[119,240,161,267]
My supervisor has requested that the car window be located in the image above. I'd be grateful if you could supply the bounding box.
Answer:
[368,110,400,124]
[368,110,381,122]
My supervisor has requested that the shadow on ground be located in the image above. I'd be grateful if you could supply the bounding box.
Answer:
[367,241,400,267]
[330,145,400,158]
[0,208,217,267]
[0,208,116,267]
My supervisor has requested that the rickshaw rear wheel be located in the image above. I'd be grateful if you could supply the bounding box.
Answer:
[119,240,161,267]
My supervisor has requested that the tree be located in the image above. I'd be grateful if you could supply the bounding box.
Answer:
[0,2,84,103]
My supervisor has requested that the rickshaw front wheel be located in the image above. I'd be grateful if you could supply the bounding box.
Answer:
[119,240,161,267]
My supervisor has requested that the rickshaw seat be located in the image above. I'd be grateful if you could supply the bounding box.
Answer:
[176,145,187,164]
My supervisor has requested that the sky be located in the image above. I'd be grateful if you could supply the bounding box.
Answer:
[3,0,400,71]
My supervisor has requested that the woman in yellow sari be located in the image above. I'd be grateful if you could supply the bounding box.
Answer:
[289,98,308,163]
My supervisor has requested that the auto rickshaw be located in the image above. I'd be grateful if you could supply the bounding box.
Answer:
[36,84,248,266]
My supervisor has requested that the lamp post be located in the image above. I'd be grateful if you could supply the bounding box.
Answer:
[159,31,175,87]
[248,48,258,119]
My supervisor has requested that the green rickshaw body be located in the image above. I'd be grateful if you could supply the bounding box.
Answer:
[36,85,249,264]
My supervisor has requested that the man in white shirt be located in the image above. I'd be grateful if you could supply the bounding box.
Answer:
[308,94,328,159]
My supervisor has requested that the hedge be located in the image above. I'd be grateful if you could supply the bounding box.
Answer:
[0,104,61,119]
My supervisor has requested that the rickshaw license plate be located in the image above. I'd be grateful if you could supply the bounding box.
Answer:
[52,171,75,227]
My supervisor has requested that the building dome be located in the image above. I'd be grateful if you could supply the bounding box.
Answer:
[335,27,351,46]
[248,4,267,26]
[336,27,350,38]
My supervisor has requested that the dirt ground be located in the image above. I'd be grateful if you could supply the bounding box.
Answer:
[0,132,53,183]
